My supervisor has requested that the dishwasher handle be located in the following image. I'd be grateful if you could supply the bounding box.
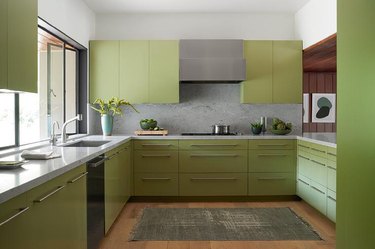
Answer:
[87,156,107,168]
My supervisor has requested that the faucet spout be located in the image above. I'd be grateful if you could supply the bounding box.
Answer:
[61,114,83,143]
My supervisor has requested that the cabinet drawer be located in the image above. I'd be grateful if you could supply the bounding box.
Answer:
[179,150,247,173]
[179,173,247,196]
[327,190,336,222]
[297,140,311,152]
[297,150,311,177]
[249,139,295,150]
[0,192,29,229]
[134,173,178,196]
[309,142,327,158]
[134,151,178,173]
[297,174,311,201]
[179,140,248,150]
[327,147,337,162]
[248,173,295,196]
[309,181,327,215]
[308,154,327,187]
[249,149,296,172]
[134,140,178,150]
[327,161,336,192]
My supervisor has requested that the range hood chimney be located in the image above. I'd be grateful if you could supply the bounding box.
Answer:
[179,39,246,83]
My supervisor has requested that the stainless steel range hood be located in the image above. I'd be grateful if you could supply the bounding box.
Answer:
[179,39,246,83]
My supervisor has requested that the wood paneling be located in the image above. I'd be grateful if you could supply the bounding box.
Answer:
[304,34,336,72]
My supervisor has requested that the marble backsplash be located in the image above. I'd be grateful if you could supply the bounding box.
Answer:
[88,84,302,135]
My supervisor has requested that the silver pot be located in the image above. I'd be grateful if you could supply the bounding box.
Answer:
[212,124,230,135]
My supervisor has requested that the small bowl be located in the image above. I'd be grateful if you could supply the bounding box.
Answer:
[271,129,291,135]
[140,120,158,130]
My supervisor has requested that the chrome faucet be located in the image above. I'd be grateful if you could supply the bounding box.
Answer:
[61,114,83,143]
[50,121,60,146]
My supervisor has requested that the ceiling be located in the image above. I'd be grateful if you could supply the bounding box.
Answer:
[83,0,311,14]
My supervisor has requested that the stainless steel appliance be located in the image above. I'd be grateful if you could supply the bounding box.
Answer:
[87,155,106,249]
[212,124,231,135]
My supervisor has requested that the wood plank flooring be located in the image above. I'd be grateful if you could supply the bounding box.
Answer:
[99,200,336,249]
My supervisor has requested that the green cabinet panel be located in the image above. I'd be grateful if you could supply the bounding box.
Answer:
[149,40,179,103]
[179,150,248,173]
[241,41,273,103]
[134,150,178,173]
[179,173,247,196]
[297,174,311,202]
[249,172,295,196]
[179,139,248,150]
[249,139,295,150]
[90,41,119,102]
[327,190,336,222]
[134,140,179,150]
[309,142,327,158]
[119,41,149,103]
[249,149,295,173]
[307,154,327,187]
[134,173,178,196]
[297,140,311,152]
[0,0,7,89]
[272,41,302,104]
[297,150,311,177]
[118,143,131,204]
[327,160,336,192]
[0,192,31,249]
[308,181,327,215]
[327,147,337,162]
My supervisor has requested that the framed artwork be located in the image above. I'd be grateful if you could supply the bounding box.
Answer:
[303,94,309,123]
[312,93,336,123]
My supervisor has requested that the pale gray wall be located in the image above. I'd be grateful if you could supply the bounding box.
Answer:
[89,84,302,135]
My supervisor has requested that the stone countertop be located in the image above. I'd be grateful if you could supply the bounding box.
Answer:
[300,132,336,148]
[131,134,298,140]
[0,135,131,204]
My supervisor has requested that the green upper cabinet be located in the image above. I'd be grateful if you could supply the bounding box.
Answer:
[241,40,302,104]
[241,41,273,103]
[149,40,179,103]
[119,41,149,103]
[0,0,37,92]
[272,41,302,104]
[90,40,180,104]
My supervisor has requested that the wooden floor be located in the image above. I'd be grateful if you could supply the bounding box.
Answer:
[99,200,336,249]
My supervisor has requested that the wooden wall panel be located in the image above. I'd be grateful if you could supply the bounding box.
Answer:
[303,72,337,132]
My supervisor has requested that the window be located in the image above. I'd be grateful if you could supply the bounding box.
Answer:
[0,93,16,148]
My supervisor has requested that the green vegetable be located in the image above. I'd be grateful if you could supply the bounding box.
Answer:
[250,122,263,129]
[272,118,292,131]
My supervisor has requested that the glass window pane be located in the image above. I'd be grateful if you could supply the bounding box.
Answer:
[0,93,15,148]
[65,49,77,133]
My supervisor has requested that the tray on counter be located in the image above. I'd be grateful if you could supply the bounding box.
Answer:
[134,130,168,136]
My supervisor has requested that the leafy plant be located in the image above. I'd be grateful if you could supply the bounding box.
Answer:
[250,122,263,129]
[90,97,139,116]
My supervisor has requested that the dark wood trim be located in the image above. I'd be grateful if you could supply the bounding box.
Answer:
[303,34,336,72]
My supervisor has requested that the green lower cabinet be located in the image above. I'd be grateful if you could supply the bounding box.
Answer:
[249,149,295,172]
[134,150,178,173]
[307,154,327,187]
[179,140,248,150]
[248,173,295,196]
[134,173,178,196]
[326,190,336,222]
[308,181,327,215]
[118,142,132,204]
[0,192,31,249]
[297,174,311,202]
[133,139,179,150]
[179,173,247,196]
[249,139,295,150]
[327,160,337,192]
[297,150,311,177]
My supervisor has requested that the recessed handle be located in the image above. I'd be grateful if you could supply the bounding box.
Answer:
[142,144,172,147]
[0,207,30,227]
[190,178,237,181]
[257,177,286,181]
[190,154,238,157]
[298,155,310,160]
[298,178,309,186]
[310,185,326,195]
[327,195,336,202]
[327,166,336,170]
[141,154,171,158]
[311,148,326,153]
[311,159,326,167]
[327,152,336,156]
[257,154,287,157]
[191,144,238,147]
[258,144,288,147]
[68,172,88,183]
[34,185,65,203]
[142,178,171,181]
[298,144,310,149]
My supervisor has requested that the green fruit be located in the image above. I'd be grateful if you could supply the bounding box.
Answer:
[277,123,286,130]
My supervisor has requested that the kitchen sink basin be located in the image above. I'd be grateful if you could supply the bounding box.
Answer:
[61,140,111,147]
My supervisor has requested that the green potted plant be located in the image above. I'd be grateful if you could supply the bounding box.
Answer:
[250,122,263,135]
[91,97,138,136]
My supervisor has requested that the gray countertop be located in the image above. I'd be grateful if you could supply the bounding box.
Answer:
[0,133,336,204]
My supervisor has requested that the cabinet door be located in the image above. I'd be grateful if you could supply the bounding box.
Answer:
[149,40,179,103]
[118,143,131,204]
[119,41,149,103]
[90,41,119,102]
[241,41,273,103]
[249,172,296,196]
[272,41,302,103]
[0,0,7,89]
[7,0,38,93]
[249,149,296,173]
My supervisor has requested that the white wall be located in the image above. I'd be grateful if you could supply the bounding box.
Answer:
[38,0,96,48]
[95,13,295,40]
[295,0,337,49]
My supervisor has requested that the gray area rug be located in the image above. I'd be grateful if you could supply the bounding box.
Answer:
[129,207,322,241]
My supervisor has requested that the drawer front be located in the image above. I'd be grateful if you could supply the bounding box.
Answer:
[179,140,248,150]
[309,181,327,215]
[179,173,247,196]
[297,174,311,201]
[309,154,327,186]
[327,147,337,162]
[309,142,327,158]
[134,140,178,150]
[0,192,29,229]
[249,149,296,173]
[327,190,336,222]
[297,140,311,152]
[134,173,178,196]
[249,139,295,150]
[248,173,295,196]
[179,150,248,173]
[134,151,178,173]
[327,161,336,192]
[297,150,311,177]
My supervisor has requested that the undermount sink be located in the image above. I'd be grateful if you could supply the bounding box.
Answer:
[61,140,111,147]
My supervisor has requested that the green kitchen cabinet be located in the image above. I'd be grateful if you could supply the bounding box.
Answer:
[89,41,120,102]
[118,142,132,204]
[327,190,336,222]
[272,41,302,103]
[0,192,31,249]
[0,0,37,92]
[241,41,273,103]
[249,172,295,196]
[149,40,179,103]
[248,139,295,150]
[119,41,149,103]
[134,150,179,173]
[134,173,179,196]
[179,139,248,150]
[134,139,179,150]
[248,149,295,173]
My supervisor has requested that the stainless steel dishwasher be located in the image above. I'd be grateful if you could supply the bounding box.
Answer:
[87,155,105,249]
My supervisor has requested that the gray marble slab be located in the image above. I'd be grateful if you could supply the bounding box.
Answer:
[301,132,336,148]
